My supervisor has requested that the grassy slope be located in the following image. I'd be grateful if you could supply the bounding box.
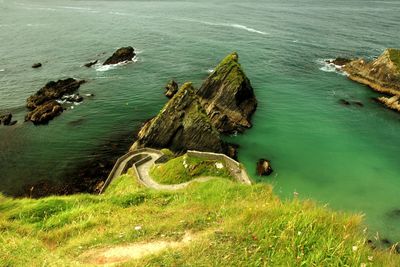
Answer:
[388,48,400,70]
[150,154,233,184]
[1,171,399,266]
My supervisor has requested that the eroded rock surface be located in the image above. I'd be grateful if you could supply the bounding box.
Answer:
[165,80,179,98]
[131,83,226,153]
[26,101,64,125]
[196,52,257,133]
[342,48,400,112]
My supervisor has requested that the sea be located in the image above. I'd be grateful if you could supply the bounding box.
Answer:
[1,0,400,243]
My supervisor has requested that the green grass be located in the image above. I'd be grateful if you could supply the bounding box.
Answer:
[0,173,399,266]
[149,154,233,184]
[388,48,400,70]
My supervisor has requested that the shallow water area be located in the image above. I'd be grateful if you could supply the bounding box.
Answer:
[0,0,400,244]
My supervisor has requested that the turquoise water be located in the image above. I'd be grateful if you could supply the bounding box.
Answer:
[1,0,400,242]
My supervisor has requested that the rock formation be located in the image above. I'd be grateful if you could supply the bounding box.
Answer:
[26,78,85,124]
[26,101,64,125]
[164,80,179,98]
[84,60,98,68]
[340,48,400,112]
[195,52,257,134]
[0,112,12,125]
[103,46,136,65]
[256,159,273,176]
[32,63,42,68]
[131,83,226,153]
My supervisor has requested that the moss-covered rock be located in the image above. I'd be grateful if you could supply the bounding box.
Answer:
[131,83,226,153]
[196,52,257,133]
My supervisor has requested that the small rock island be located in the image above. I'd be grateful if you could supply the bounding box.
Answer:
[336,48,400,112]
[131,52,257,156]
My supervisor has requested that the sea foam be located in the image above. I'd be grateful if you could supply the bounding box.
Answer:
[318,59,348,76]
[95,56,138,72]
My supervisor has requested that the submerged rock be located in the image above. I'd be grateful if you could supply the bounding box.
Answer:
[256,159,273,176]
[84,60,98,68]
[26,100,64,125]
[131,83,226,153]
[26,78,85,124]
[32,63,42,68]
[103,46,135,65]
[196,52,257,134]
[164,80,179,98]
[342,48,400,112]
[0,112,13,126]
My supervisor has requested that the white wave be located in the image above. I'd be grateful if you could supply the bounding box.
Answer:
[95,56,138,72]
[176,18,268,36]
[0,69,4,72]
[229,24,268,35]
[207,69,214,73]
[109,11,130,16]
[317,59,348,76]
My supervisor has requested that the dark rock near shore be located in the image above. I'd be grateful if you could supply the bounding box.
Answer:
[165,80,179,98]
[196,52,257,134]
[0,112,12,125]
[352,101,364,107]
[256,159,273,176]
[84,60,98,68]
[32,63,42,68]
[131,82,227,154]
[327,58,351,66]
[103,46,136,65]
[26,101,64,125]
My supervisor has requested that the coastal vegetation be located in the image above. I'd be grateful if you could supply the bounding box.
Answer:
[1,173,399,266]
[150,154,233,184]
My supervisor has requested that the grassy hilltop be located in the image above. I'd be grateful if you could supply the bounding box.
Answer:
[1,156,399,266]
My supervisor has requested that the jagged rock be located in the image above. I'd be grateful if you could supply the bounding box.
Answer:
[165,80,179,98]
[32,63,42,68]
[0,112,12,125]
[343,48,400,112]
[26,101,64,125]
[327,58,351,66]
[103,46,135,65]
[196,52,257,133]
[84,60,98,68]
[27,78,85,109]
[256,159,273,176]
[131,83,226,153]
[26,78,85,124]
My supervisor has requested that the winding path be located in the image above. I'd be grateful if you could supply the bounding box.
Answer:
[100,148,252,193]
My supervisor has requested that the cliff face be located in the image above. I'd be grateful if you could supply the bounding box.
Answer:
[131,83,226,153]
[343,48,400,111]
[196,52,257,134]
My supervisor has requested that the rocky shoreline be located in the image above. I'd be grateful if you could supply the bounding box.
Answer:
[332,48,400,112]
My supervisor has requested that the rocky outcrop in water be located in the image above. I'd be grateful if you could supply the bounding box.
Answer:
[164,80,179,98]
[26,78,85,124]
[131,83,227,153]
[103,46,136,65]
[340,48,400,112]
[32,63,42,68]
[0,112,12,126]
[256,159,273,176]
[196,52,257,134]
[84,60,98,68]
[26,101,64,125]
